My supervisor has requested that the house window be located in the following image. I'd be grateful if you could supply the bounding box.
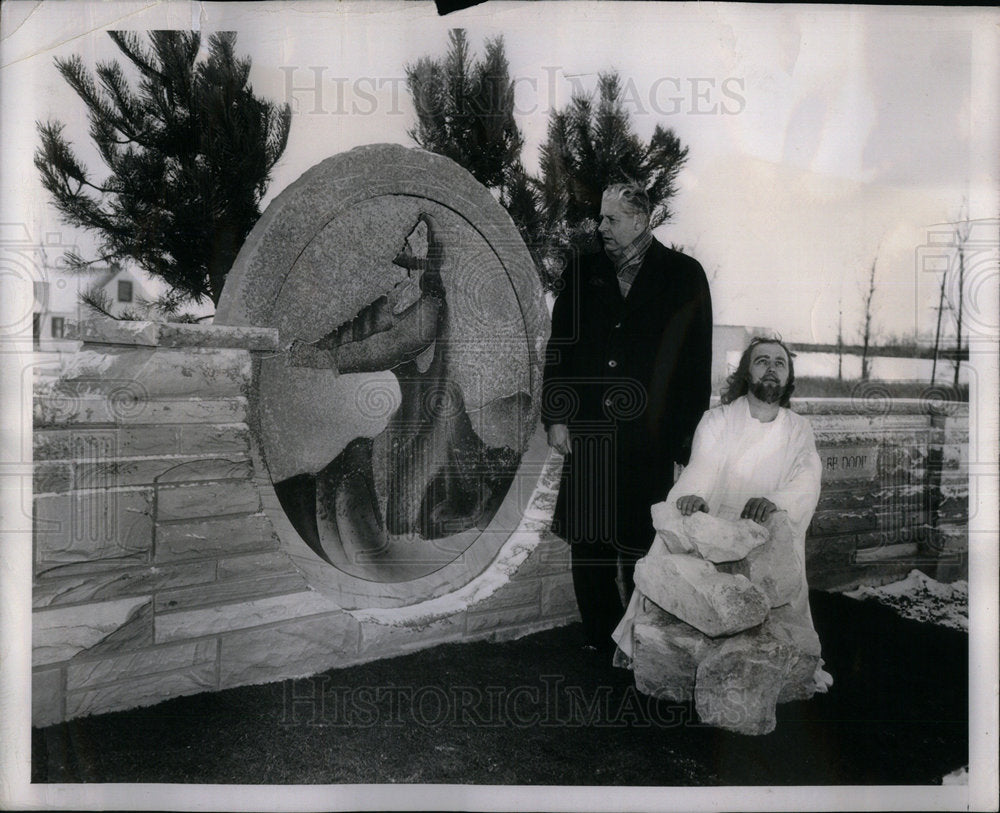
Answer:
[117,280,133,303]
[33,314,41,345]
[51,317,65,338]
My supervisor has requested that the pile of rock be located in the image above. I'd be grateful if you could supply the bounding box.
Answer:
[629,507,821,735]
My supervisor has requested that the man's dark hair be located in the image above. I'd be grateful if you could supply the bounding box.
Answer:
[721,336,796,408]
[603,182,651,220]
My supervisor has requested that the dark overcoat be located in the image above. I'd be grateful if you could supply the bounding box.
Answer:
[541,238,713,555]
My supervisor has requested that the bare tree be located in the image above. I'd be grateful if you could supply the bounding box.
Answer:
[836,295,844,381]
[859,249,879,381]
[945,212,971,389]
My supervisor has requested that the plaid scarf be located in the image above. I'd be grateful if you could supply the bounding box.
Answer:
[611,230,653,298]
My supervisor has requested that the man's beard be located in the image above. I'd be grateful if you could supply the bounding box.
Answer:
[749,379,783,404]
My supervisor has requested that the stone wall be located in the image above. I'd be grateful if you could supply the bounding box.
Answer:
[31,320,576,727]
[31,322,968,726]
[801,398,969,590]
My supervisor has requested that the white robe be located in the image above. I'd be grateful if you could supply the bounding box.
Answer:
[613,396,823,657]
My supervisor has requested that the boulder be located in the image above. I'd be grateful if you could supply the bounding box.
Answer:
[650,502,696,555]
[717,511,801,608]
[650,503,768,563]
[634,550,770,637]
[631,600,711,702]
[694,626,790,736]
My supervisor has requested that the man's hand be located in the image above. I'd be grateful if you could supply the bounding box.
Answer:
[741,497,777,524]
[547,423,572,455]
[676,495,708,516]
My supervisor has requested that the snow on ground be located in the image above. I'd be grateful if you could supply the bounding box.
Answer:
[844,569,968,632]
[941,766,969,785]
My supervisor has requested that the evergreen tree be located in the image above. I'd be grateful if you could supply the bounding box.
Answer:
[406,30,522,190]
[532,72,689,284]
[406,37,690,291]
[35,31,291,307]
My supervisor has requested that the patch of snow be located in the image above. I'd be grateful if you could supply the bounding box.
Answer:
[940,765,968,785]
[845,569,968,632]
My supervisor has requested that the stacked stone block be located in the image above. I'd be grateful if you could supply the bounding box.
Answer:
[799,399,968,591]
[31,319,576,726]
[629,510,821,735]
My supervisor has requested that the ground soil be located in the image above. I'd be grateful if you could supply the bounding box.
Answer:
[32,590,967,785]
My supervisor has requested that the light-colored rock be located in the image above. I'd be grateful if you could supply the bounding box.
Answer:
[74,317,160,346]
[216,550,301,580]
[67,639,216,690]
[219,613,360,687]
[514,535,571,578]
[34,489,153,568]
[465,602,541,633]
[34,393,248,427]
[75,455,251,489]
[694,629,789,736]
[56,346,251,398]
[33,596,150,666]
[155,478,260,521]
[77,601,153,657]
[632,601,712,702]
[155,572,309,613]
[173,423,249,456]
[33,462,72,494]
[651,503,768,562]
[34,428,115,460]
[154,589,337,642]
[155,514,278,561]
[634,550,769,637]
[629,602,822,734]
[539,572,577,617]
[717,511,802,608]
[155,323,279,351]
[65,663,216,718]
[356,613,464,659]
[33,561,212,608]
[33,668,64,727]
[464,577,541,614]
[685,512,769,563]
[650,502,696,555]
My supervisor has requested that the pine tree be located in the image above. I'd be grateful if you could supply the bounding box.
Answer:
[534,73,689,277]
[35,31,291,308]
[405,37,690,291]
[406,30,522,191]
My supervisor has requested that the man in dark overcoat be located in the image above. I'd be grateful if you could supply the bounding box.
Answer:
[542,183,713,651]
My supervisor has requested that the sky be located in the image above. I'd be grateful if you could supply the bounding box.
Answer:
[1,1,998,346]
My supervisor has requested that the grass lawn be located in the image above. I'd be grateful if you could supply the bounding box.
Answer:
[32,590,967,786]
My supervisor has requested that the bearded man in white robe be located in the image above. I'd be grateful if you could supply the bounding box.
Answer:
[613,337,832,691]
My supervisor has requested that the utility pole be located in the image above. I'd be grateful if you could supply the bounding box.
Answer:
[931,268,946,385]
[952,221,967,389]
[836,297,844,381]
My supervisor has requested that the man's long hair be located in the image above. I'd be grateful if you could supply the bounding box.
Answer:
[721,336,796,408]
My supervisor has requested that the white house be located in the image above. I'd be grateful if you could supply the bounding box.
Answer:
[33,259,159,353]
